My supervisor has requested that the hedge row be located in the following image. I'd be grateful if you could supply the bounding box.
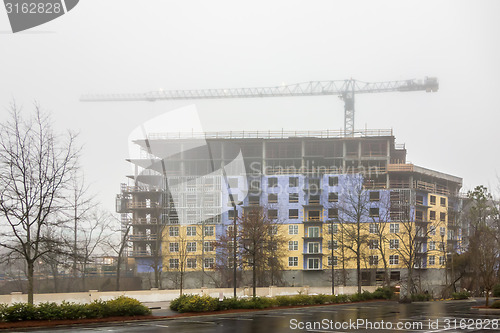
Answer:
[451,291,470,300]
[0,296,151,322]
[170,287,394,313]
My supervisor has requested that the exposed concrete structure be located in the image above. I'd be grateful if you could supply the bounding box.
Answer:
[117,129,462,295]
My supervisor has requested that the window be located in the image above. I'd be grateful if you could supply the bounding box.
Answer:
[308,242,320,253]
[430,211,436,220]
[309,195,320,204]
[328,224,338,234]
[169,259,179,269]
[430,195,436,205]
[369,239,379,250]
[329,176,339,186]
[430,225,436,236]
[328,240,338,250]
[204,226,214,237]
[440,197,446,207]
[228,209,236,219]
[187,242,197,252]
[308,258,320,269]
[429,241,436,251]
[248,196,260,206]
[440,227,446,236]
[328,192,338,202]
[328,256,338,266]
[203,241,214,252]
[440,212,446,222]
[204,258,214,269]
[416,195,424,205]
[268,209,278,219]
[428,255,435,265]
[369,208,379,217]
[187,226,196,236]
[267,193,278,204]
[289,193,299,203]
[369,255,379,265]
[308,210,321,221]
[308,227,320,238]
[390,223,399,234]
[289,225,299,235]
[289,241,298,251]
[370,191,380,202]
[169,226,179,237]
[288,257,298,267]
[328,208,339,219]
[289,177,298,187]
[169,242,179,252]
[389,255,399,265]
[439,256,445,266]
[415,210,424,222]
[268,177,278,187]
[187,258,197,269]
[369,223,379,234]
[289,209,299,219]
[389,239,399,249]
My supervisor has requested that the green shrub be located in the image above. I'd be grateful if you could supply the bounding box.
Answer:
[311,294,328,304]
[175,294,218,313]
[490,300,500,309]
[35,302,63,320]
[217,297,241,311]
[411,293,431,302]
[169,294,190,312]
[493,284,500,297]
[106,296,151,316]
[2,303,37,321]
[0,296,150,322]
[275,295,292,307]
[372,287,394,300]
[451,291,470,300]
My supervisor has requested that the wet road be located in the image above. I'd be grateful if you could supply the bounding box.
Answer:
[11,298,500,332]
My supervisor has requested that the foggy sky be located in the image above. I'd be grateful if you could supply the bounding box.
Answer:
[1,0,499,213]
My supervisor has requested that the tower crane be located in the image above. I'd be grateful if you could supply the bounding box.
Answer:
[81,77,438,136]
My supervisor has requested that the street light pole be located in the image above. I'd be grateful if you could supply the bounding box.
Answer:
[233,204,237,298]
[331,220,335,295]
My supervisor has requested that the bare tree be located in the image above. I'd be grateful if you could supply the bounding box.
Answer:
[105,216,132,291]
[0,104,79,304]
[62,171,96,281]
[238,208,287,297]
[338,176,370,294]
[74,209,113,291]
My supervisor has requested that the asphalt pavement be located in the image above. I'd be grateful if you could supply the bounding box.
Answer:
[7,298,500,333]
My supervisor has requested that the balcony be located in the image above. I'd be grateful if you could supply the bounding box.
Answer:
[127,202,160,209]
[303,218,323,224]
[129,251,153,257]
[129,234,157,241]
[131,218,158,225]
[121,184,161,193]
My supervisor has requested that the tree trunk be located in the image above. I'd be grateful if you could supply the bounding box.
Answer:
[27,260,34,305]
[486,289,490,307]
[252,255,256,298]
[116,256,121,291]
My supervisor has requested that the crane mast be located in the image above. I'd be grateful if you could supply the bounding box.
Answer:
[81,77,438,136]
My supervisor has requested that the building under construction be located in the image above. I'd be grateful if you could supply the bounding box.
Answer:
[116,129,462,292]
